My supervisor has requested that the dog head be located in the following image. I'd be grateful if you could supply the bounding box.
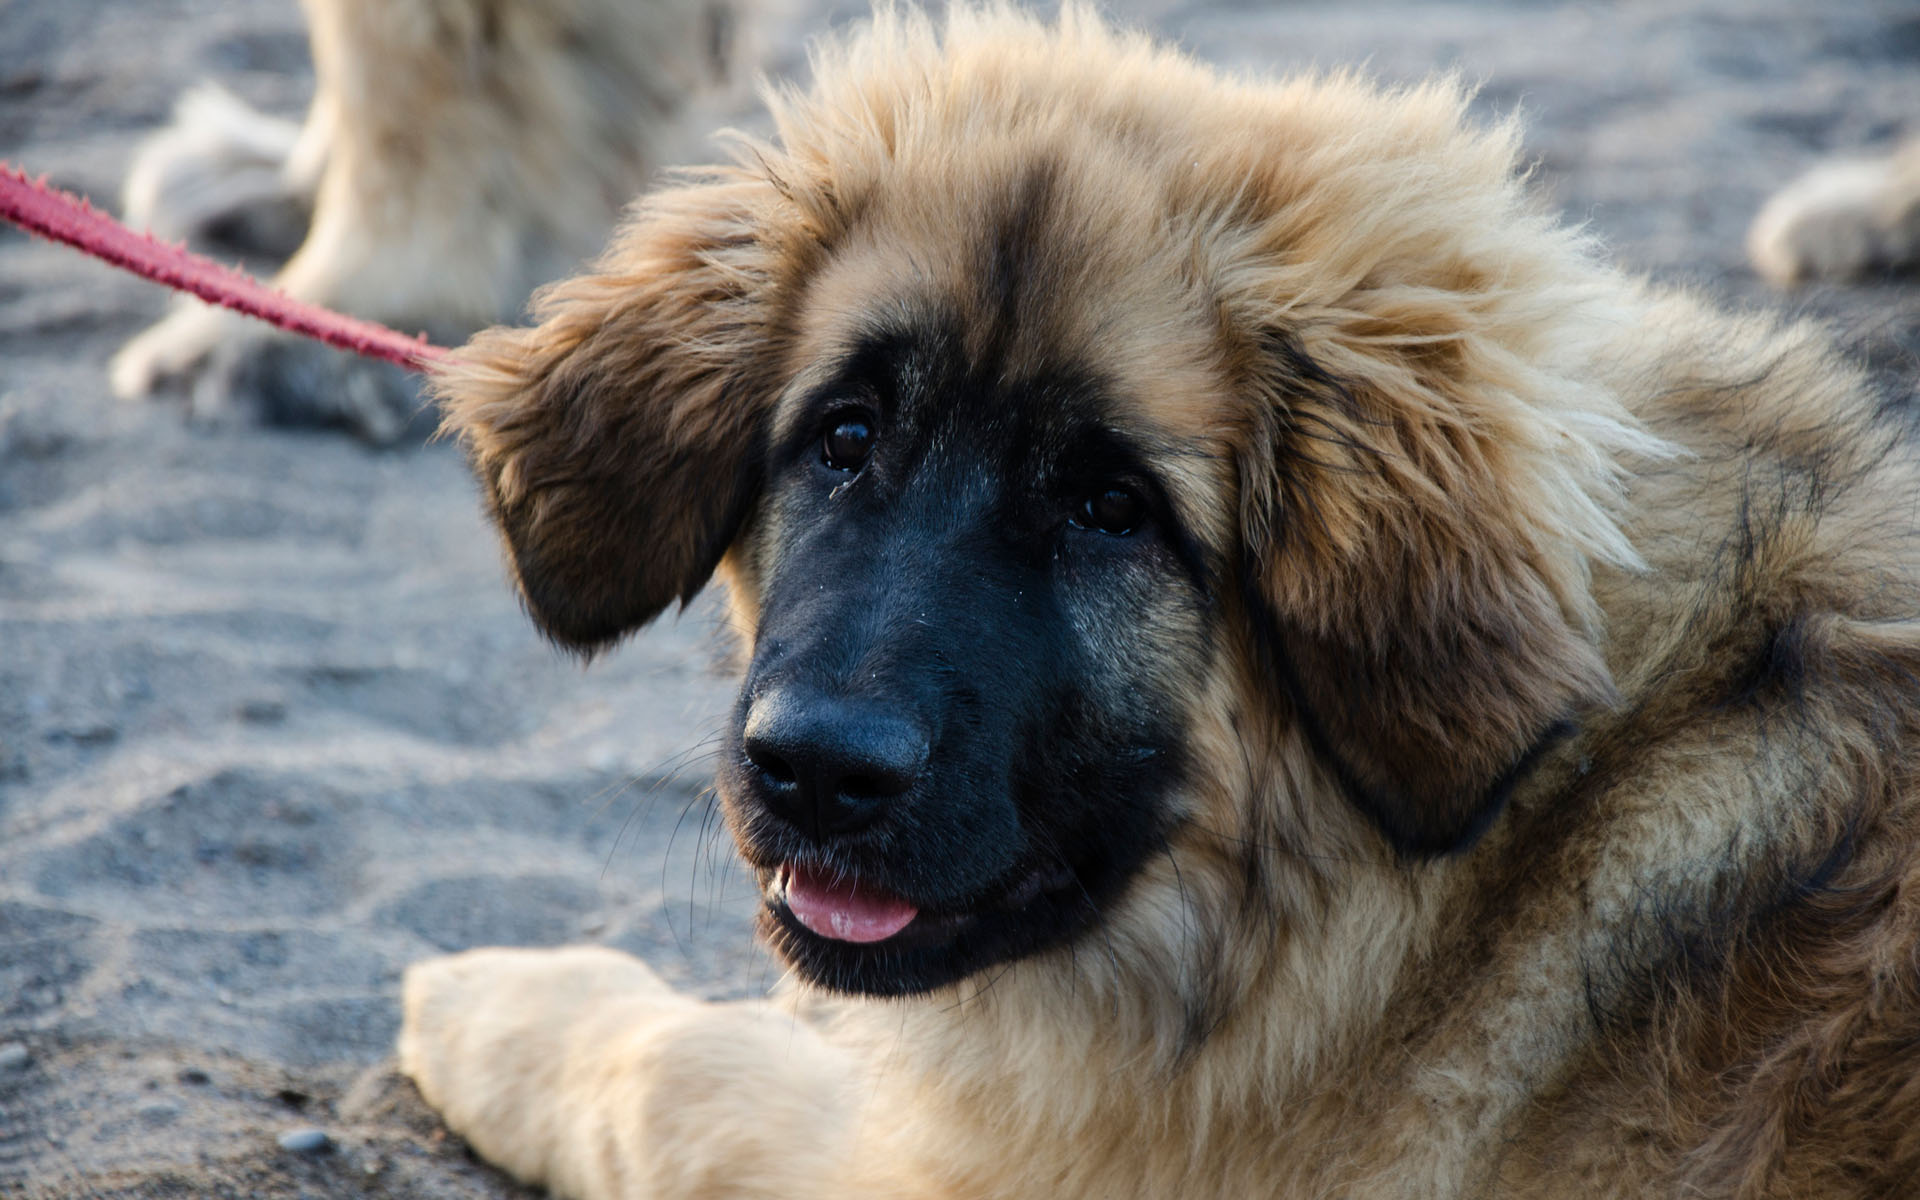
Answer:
[436,6,1648,997]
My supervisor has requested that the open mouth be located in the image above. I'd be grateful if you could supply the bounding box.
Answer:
[779,861,920,943]
[765,857,1080,957]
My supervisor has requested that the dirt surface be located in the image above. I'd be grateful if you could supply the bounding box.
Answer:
[2,1,1916,1195]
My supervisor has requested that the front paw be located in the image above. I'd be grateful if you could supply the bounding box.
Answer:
[401,946,859,1200]
[110,301,235,404]
[400,947,684,1192]
[113,304,433,445]
[399,946,677,1105]
[202,329,434,444]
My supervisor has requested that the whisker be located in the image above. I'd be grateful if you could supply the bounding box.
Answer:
[659,784,719,956]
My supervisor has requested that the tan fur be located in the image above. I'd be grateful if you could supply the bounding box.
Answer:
[408,7,1920,1196]
[110,0,748,440]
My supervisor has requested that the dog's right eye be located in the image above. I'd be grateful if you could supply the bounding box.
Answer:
[821,415,876,472]
[1070,486,1145,537]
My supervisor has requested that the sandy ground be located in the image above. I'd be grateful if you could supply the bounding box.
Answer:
[1,0,1917,1195]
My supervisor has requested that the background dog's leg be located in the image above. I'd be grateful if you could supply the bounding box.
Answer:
[111,0,738,442]
[120,81,320,261]
[401,947,861,1200]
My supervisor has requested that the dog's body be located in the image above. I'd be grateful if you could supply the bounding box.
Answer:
[110,0,745,441]
[402,8,1920,1197]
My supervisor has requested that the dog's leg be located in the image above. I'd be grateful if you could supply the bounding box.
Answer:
[1747,140,1920,286]
[107,295,431,445]
[112,0,721,442]
[120,82,320,261]
[110,0,527,441]
[401,946,860,1200]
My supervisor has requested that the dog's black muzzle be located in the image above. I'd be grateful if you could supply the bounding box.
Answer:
[740,685,932,841]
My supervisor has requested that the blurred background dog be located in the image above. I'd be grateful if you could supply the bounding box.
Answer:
[109,0,757,442]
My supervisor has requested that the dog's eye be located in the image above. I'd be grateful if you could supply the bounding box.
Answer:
[821,415,875,472]
[1071,487,1144,537]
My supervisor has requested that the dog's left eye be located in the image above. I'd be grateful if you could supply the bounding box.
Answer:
[1071,486,1145,537]
[821,415,875,472]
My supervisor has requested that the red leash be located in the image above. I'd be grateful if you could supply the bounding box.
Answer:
[0,160,446,371]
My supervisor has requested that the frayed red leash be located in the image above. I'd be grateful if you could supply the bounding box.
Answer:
[0,160,446,371]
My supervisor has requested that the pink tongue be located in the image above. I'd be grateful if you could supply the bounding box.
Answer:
[784,863,918,943]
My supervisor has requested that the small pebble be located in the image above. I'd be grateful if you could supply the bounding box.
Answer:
[138,1102,180,1127]
[0,1043,28,1071]
[237,698,288,724]
[277,1127,332,1154]
[0,68,45,96]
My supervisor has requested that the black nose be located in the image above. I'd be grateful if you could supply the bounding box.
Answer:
[741,687,929,839]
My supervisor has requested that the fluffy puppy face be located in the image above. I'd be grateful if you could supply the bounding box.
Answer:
[435,6,1650,998]
[725,299,1218,994]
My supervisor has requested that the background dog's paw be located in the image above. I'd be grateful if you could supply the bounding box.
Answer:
[114,305,432,445]
[1748,145,1920,286]
[109,302,236,403]
[195,330,433,445]
[122,82,312,260]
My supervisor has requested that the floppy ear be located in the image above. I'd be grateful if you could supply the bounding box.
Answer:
[432,177,789,652]
[1241,332,1619,856]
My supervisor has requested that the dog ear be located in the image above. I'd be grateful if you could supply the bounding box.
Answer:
[1240,332,1618,856]
[432,177,787,652]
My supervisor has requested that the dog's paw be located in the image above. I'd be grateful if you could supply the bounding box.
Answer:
[198,330,433,445]
[1748,147,1920,286]
[401,946,858,1200]
[400,946,686,1194]
[122,82,311,260]
[112,304,431,445]
[109,302,235,404]
[399,945,679,1101]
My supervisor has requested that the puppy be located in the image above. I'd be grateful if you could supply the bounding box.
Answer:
[111,0,748,441]
[404,7,1920,1197]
